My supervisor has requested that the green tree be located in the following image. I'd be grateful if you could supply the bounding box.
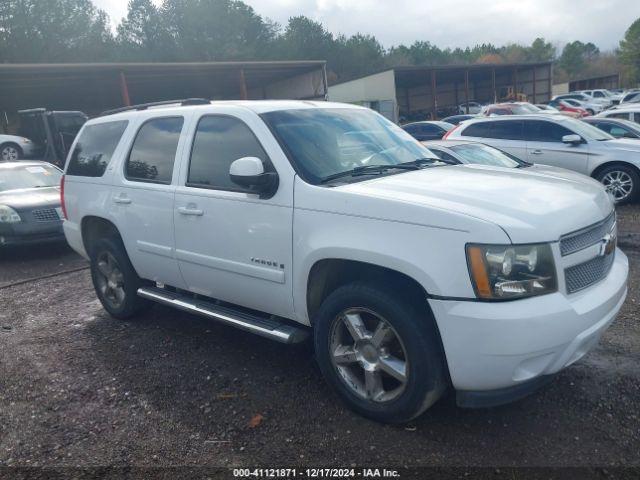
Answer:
[276,16,335,60]
[559,41,600,76]
[333,34,385,80]
[528,37,555,62]
[117,0,172,61]
[619,18,640,82]
[0,0,114,63]
[160,0,276,61]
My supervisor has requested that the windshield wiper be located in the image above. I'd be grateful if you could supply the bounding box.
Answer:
[320,164,420,184]
[401,157,458,167]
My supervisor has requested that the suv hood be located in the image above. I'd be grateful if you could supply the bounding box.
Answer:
[340,165,613,244]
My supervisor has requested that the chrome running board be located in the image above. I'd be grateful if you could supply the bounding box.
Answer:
[137,287,309,344]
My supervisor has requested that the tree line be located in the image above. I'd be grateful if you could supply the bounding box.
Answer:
[1,0,639,85]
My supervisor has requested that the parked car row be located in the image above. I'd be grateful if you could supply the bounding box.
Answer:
[443,114,640,203]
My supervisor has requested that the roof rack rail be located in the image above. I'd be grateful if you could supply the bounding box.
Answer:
[100,98,210,117]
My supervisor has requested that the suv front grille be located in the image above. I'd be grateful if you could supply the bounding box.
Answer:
[560,212,616,256]
[32,208,60,222]
[565,251,616,294]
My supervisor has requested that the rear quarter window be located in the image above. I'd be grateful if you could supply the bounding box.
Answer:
[66,121,129,177]
[461,122,491,137]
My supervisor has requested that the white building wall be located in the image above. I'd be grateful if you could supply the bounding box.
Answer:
[328,70,398,122]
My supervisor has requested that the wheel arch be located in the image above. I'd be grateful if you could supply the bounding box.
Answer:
[306,258,433,325]
[81,216,123,258]
[591,160,640,180]
[0,141,22,158]
[306,257,452,390]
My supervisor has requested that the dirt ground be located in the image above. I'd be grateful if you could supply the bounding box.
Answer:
[0,206,639,479]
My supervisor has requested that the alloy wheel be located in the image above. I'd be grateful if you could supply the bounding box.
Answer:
[95,251,126,309]
[601,170,633,202]
[329,308,408,403]
[1,146,19,161]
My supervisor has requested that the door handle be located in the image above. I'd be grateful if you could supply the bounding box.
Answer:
[178,206,204,216]
[530,150,543,155]
[113,195,132,205]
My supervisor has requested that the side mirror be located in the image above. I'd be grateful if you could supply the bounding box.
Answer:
[229,157,278,197]
[562,134,583,145]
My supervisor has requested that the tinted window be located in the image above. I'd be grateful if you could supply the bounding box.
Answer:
[490,121,523,140]
[54,114,86,135]
[125,117,184,184]
[430,149,459,163]
[608,112,633,120]
[461,122,491,137]
[593,91,605,98]
[66,121,128,177]
[608,125,634,138]
[188,116,269,190]
[524,120,574,142]
[419,124,440,134]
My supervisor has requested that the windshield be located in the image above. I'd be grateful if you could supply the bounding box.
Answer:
[449,143,521,168]
[262,108,439,184]
[517,104,541,113]
[0,164,62,192]
[560,118,615,141]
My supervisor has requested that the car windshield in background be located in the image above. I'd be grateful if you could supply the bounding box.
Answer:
[433,121,455,131]
[449,144,521,168]
[262,108,439,184]
[561,118,615,141]
[0,164,62,192]
[516,104,541,113]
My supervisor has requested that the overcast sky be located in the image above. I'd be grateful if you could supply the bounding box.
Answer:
[93,0,640,51]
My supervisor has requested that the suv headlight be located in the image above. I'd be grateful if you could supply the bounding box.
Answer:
[466,243,557,300]
[0,205,21,223]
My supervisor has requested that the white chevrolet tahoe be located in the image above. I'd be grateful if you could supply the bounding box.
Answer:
[61,100,628,423]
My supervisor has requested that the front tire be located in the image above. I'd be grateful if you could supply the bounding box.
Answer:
[0,143,22,161]
[89,236,150,319]
[314,282,447,423]
[596,164,639,204]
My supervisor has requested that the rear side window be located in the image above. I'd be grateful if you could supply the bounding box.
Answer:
[490,121,523,140]
[524,121,574,142]
[461,122,491,137]
[125,117,184,184]
[187,115,269,191]
[461,121,523,140]
[608,112,632,121]
[66,121,128,177]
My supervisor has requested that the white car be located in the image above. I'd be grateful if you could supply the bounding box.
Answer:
[445,114,640,203]
[552,94,604,115]
[61,100,627,423]
[620,90,640,105]
[596,105,640,124]
[575,90,615,108]
[0,134,36,161]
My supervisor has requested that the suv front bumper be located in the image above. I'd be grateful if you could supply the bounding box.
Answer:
[429,248,628,403]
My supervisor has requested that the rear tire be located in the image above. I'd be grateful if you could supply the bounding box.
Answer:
[313,282,447,423]
[0,143,22,161]
[595,164,639,204]
[89,236,150,319]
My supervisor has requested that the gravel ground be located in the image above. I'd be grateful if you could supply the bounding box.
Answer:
[0,206,639,478]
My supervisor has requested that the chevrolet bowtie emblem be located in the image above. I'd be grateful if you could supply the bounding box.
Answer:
[598,232,616,257]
